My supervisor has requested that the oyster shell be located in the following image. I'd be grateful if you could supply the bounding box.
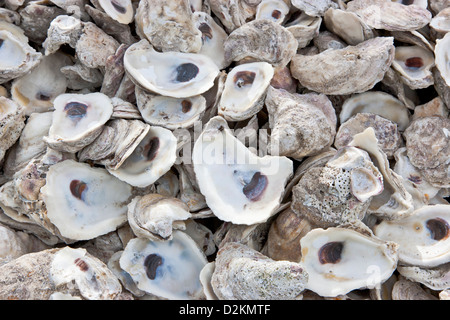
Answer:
[218,62,274,121]
[119,231,208,300]
[373,204,450,267]
[124,40,220,99]
[135,87,206,130]
[285,11,322,50]
[106,125,178,188]
[211,242,308,300]
[290,37,395,95]
[265,86,336,160]
[255,0,290,24]
[300,227,399,297]
[11,52,71,115]
[391,278,438,300]
[41,160,133,241]
[43,92,114,153]
[135,0,202,53]
[42,15,83,55]
[192,11,229,70]
[77,119,150,170]
[96,0,134,24]
[291,146,383,228]
[349,128,415,219]
[192,116,293,225]
[346,0,432,31]
[127,193,191,241]
[0,23,41,84]
[430,7,450,38]
[223,19,298,68]
[209,0,262,33]
[323,7,374,45]
[397,263,450,291]
[403,116,450,188]
[291,0,337,17]
[435,32,450,87]
[0,97,25,165]
[339,91,411,131]
[335,113,403,158]
[392,45,435,90]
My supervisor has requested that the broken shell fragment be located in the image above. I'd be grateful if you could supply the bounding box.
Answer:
[11,52,70,115]
[218,62,274,121]
[339,91,411,131]
[127,193,191,241]
[119,231,208,300]
[373,204,450,267]
[346,0,432,31]
[224,19,298,68]
[192,116,293,225]
[135,87,206,130]
[435,32,450,87]
[43,92,114,153]
[107,125,177,188]
[335,113,403,158]
[211,242,308,300]
[124,40,220,98]
[97,0,134,24]
[209,0,262,32]
[392,45,435,90]
[397,263,450,291]
[41,160,133,241]
[285,12,322,50]
[291,0,337,17]
[300,227,399,297]
[265,86,336,160]
[290,37,395,95]
[50,246,122,300]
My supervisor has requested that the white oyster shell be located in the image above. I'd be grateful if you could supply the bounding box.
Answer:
[255,0,290,24]
[107,125,177,188]
[41,160,132,241]
[192,116,293,225]
[300,227,399,297]
[124,40,220,98]
[374,204,450,267]
[43,92,113,153]
[435,32,450,87]
[218,62,274,121]
[392,45,435,90]
[0,97,25,164]
[119,231,208,300]
[97,0,134,24]
[50,246,122,300]
[135,87,206,130]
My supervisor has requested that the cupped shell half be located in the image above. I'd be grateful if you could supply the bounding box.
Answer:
[119,231,207,300]
[0,97,25,164]
[107,125,178,188]
[135,87,206,130]
[290,37,395,95]
[392,45,435,90]
[192,116,293,225]
[41,160,133,241]
[97,0,134,24]
[373,204,450,267]
[300,227,399,297]
[43,92,113,153]
[218,62,274,121]
[124,40,220,98]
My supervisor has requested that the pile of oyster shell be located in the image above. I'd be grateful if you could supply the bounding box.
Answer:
[0,0,449,300]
